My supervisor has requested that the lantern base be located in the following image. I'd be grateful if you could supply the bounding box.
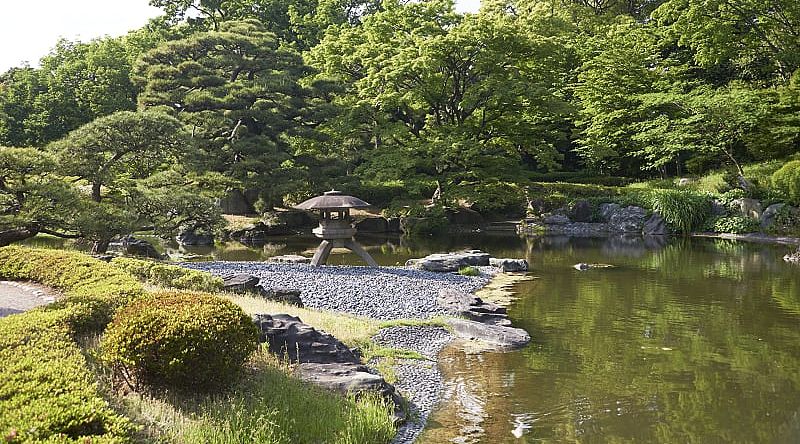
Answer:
[310,239,378,267]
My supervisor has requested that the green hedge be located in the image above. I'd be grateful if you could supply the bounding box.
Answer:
[102,291,259,391]
[772,160,800,205]
[0,309,135,443]
[110,257,223,292]
[0,246,144,333]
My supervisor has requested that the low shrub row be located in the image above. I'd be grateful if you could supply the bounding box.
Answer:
[0,305,136,443]
[110,257,223,292]
[0,246,144,333]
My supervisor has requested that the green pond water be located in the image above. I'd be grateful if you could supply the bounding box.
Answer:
[25,233,800,442]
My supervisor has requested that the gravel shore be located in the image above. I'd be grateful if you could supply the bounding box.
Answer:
[183,262,494,320]
[182,262,496,443]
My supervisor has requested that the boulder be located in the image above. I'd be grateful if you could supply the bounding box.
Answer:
[230,222,293,243]
[642,212,668,235]
[297,362,405,422]
[176,227,214,246]
[542,214,570,225]
[733,198,763,220]
[568,200,594,223]
[598,203,621,222]
[121,236,163,259]
[438,289,509,326]
[268,254,311,264]
[386,218,402,233]
[252,314,358,363]
[446,207,484,226]
[677,178,694,186]
[223,274,260,293]
[711,199,728,216]
[489,258,529,272]
[447,318,530,349]
[355,217,389,233]
[608,206,647,233]
[406,250,490,272]
[217,189,253,215]
[760,203,786,229]
[258,287,304,307]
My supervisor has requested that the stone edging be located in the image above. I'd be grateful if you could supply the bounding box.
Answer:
[0,281,58,304]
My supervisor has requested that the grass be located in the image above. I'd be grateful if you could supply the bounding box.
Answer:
[97,348,396,444]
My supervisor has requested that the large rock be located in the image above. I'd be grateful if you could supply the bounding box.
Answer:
[784,248,800,263]
[760,203,786,229]
[447,318,530,349]
[598,203,621,222]
[642,212,668,235]
[569,200,594,223]
[217,189,253,215]
[252,314,358,363]
[121,236,163,259]
[223,274,260,293]
[230,222,293,243]
[608,206,647,233]
[406,250,490,272]
[542,214,571,225]
[446,207,484,226]
[386,217,402,233]
[733,198,762,220]
[489,258,529,272]
[297,362,405,422]
[355,217,389,233]
[258,287,304,307]
[438,289,510,326]
[176,227,214,246]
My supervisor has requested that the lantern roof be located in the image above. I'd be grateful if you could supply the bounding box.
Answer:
[294,190,372,210]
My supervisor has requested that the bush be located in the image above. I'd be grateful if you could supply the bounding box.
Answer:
[711,216,760,234]
[111,257,223,292]
[645,189,711,234]
[102,291,259,391]
[772,160,800,205]
[0,246,144,333]
[0,310,135,443]
[457,266,480,276]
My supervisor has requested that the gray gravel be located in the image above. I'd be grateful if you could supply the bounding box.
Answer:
[183,262,494,320]
[373,326,455,444]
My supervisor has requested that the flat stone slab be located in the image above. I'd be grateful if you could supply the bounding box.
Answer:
[447,318,530,349]
[268,254,312,264]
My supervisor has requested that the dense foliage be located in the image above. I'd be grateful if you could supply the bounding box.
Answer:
[102,291,259,391]
[0,0,798,239]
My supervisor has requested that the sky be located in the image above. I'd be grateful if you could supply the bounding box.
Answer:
[0,0,482,72]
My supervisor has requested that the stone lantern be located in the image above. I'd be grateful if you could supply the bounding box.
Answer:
[294,190,378,266]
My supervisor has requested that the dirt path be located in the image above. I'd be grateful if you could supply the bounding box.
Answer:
[0,281,58,318]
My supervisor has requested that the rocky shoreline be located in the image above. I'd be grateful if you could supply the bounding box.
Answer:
[183,255,530,443]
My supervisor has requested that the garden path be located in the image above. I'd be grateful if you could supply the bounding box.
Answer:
[0,281,58,318]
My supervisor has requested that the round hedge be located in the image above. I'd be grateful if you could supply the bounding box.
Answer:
[102,292,259,391]
[772,160,800,205]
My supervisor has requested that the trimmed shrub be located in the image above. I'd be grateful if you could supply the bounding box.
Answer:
[111,257,224,292]
[772,160,800,205]
[102,291,259,391]
[645,189,711,234]
[0,310,135,443]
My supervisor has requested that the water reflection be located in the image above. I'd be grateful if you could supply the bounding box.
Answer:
[423,237,800,443]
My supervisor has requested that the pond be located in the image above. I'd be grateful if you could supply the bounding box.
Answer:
[25,232,800,442]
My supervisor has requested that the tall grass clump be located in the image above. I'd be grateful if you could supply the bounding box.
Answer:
[646,189,711,234]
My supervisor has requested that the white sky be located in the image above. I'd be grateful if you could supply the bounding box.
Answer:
[0,0,482,72]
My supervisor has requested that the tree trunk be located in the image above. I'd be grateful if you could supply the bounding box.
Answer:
[91,182,102,202]
[0,227,39,247]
